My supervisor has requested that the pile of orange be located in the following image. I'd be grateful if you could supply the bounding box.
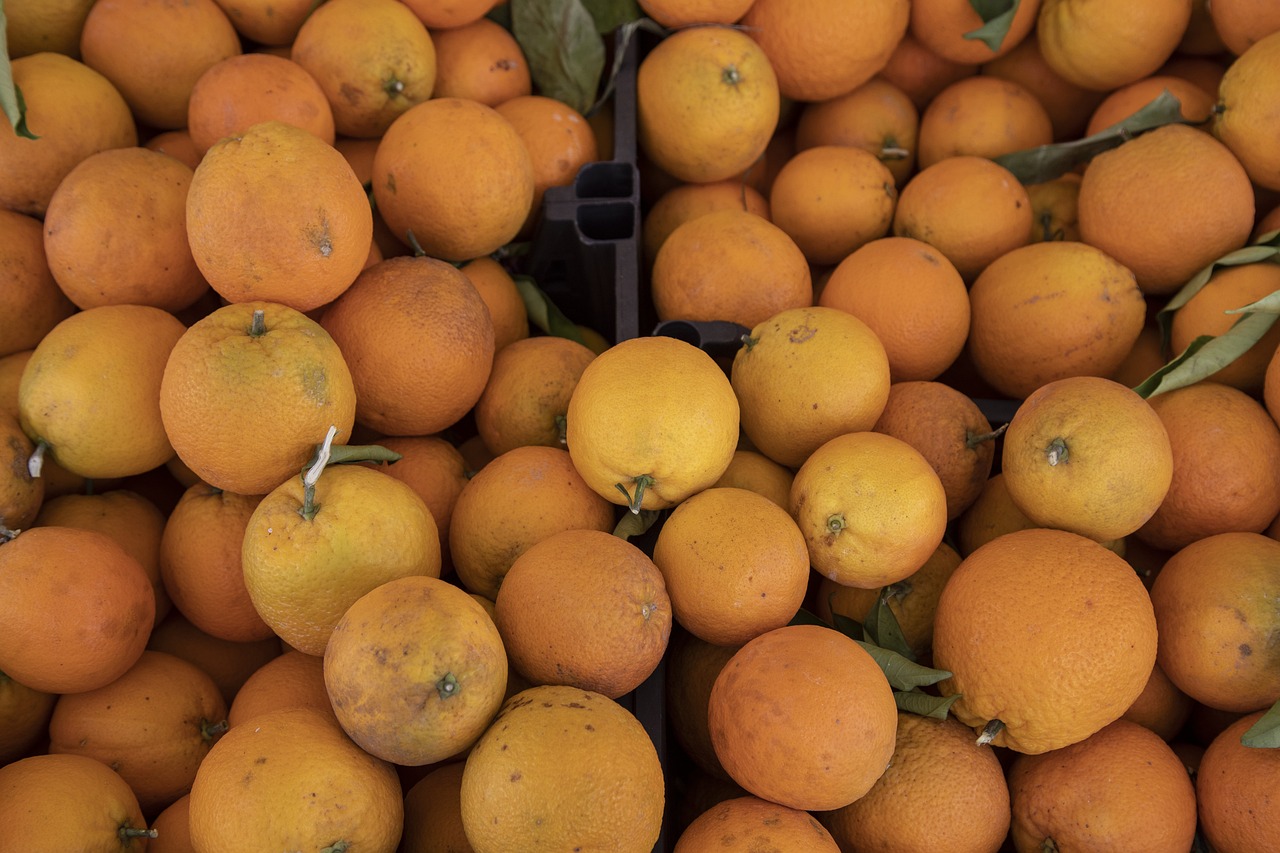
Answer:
[3,0,1280,850]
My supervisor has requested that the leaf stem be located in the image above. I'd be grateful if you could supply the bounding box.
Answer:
[976,718,1005,746]
[300,425,338,521]
[26,439,47,478]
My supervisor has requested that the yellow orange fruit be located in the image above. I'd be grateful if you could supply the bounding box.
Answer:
[1196,710,1280,853]
[916,75,1053,168]
[1036,0,1193,91]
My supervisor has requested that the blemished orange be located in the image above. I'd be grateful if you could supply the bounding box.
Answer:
[892,155,1033,282]
[0,52,137,217]
[821,713,1011,853]
[495,94,599,235]
[980,31,1106,141]
[666,629,738,780]
[209,0,313,45]
[791,430,948,589]
[1208,0,1280,56]
[227,649,336,728]
[1011,721,1198,852]
[1149,532,1280,713]
[159,301,357,496]
[428,16,531,107]
[0,753,152,851]
[187,53,336,154]
[1196,710,1280,853]
[494,528,671,699]
[186,120,373,311]
[1078,123,1255,296]
[372,97,535,261]
[4,0,96,58]
[1024,172,1081,242]
[676,796,840,852]
[1121,661,1194,742]
[79,0,242,130]
[0,670,56,766]
[871,380,996,520]
[242,462,442,656]
[638,0,754,27]
[319,255,494,436]
[878,29,976,111]
[642,180,771,269]
[146,612,282,707]
[366,435,469,558]
[1084,74,1215,136]
[793,78,919,187]
[143,129,202,171]
[1001,376,1173,541]
[460,256,530,353]
[1138,382,1280,552]
[0,526,155,695]
[730,306,891,468]
[188,708,403,853]
[966,241,1147,399]
[567,335,740,511]
[401,762,472,853]
[637,25,780,184]
[820,236,969,382]
[932,528,1158,754]
[652,487,810,647]
[460,684,665,853]
[47,650,228,817]
[473,335,597,457]
[768,145,897,266]
[651,208,813,327]
[710,449,794,511]
[1170,261,1280,392]
[42,146,209,313]
[1036,0,1193,92]
[916,76,1054,169]
[325,575,508,765]
[19,304,185,479]
[741,0,909,102]
[0,210,75,359]
[909,0,1041,65]
[708,624,898,811]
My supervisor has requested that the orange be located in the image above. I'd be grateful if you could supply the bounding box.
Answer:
[0,52,137,217]
[495,94,599,235]
[209,0,314,45]
[367,435,469,558]
[793,78,919,188]
[651,208,813,326]
[0,753,152,851]
[473,335,597,456]
[242,462,442,655]
[710,448,794,510]
[0,351,34,421]
[159,301,357,496]
[1084,74,1216,136]
[325,575,508,765]
[642,179,771,269]
[1138,382,1280,552]
[1036,0,1194,91]
[566,335,740,511]
[187,53,335,155]
[638,0,754,27]
[637,25,780,184]
[676,796,840,852]
[1024,172,1081,242]
[0,526,155,694]
[916,75,1054,169]
[4,0,96,59]
[0,670,56,766]
[652,487,810,647]
[666,628,738,780]
[372,97,535,261]
[1001,376,1173,541]
[0,412,45,533]
[708,624,897,810]
[47,650,228,817]
[819,236,969,382]
[79,0,242,130]
[401,762,472,853]
[1078,123,1255,296]
[1008,719,1197,852]
[319,255,495,435]
[1266,343,1280,426]
[932,528,1158,753]
[1180,0,1228,55]
[820,713,1011,853]
[870,379,996,519]
[188,708,402,853]
[427,16,531,107]
[1169,261,1280,392]
[1196,709,1280,853]
[0,210,76,358]
[892,154,1032,282]
[957,473,1128,559]
[494,528,671,699]
[227,649,337,728]
[741,0,910,102]
[1258,202,1280,240]
[1121,661,1194,742]
[1149,531,1280,713]
[1161,54,1231,97]
[19,304,185,479]
[147,794,195,853]
[730,306,890,468]
[791,430,948,588]
[187,121,373,311]
[459,255,530,353]
[909,0,1041,65]
[980,31,1107,141]
[400,0,495,29]
[146,611,282,707]
[878,30,976,111]
[966,240,1147,399]
[460,684,665,853]
[1209,0,1280,56]
[768,145,897,266]
[42,146,209,313]
[143,129,202,170]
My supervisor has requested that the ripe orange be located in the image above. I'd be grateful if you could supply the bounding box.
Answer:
[0,210,76,359]
[981,31,1106,141]
[209,0,313,45]
[638,0,754,27]
[708,624,898,811]
[1085,74,1215,136]
[916,76,1054,169]
[676,796,841,852]
[642,180,771,269]
[495,94,599,235]
[0,670,56,766]
[227,649,337,728]
[1207,0,1280,55]
[428,16,531,107]
[0,413,45,532]
[400,0,495,29]
[400,762,472,853]
[1036,0,1193,91]
[146,611,282,707]
[1024,172,1081,242]
[187,53,335,155]
[459,256,530,353]
[1170,260,1280,393]
[366,435,469,559]
[1214,31,1280,191]
[932,528,1158,753]
[4,0,96,58]
[143,129,202,171]
[1121,661,1194,742]
[666,628,738,780]
[793,78,919,187]
[0,752,152,851]
[710,448,794,511]
[1197,709,1280,853]
[147,794,194,853]
[909,0,1042,64]
[878,29,976,111]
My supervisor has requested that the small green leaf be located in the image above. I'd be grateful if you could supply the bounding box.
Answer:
[1155,234,1280,349]
[1242,700,1280,748]
[613,508,661,540]
[1,6,37,140]
[894,689,961,720]
[855,640,951,692]
[513,275,587,345]
[963,0,1020,52]
[511,0,607,115]
[581,0,644,33]
[788,607,829,628]
[1225,288,1280,315]
[832,611,863,641]
[1134,311,1280,398]
[864,585,917,662]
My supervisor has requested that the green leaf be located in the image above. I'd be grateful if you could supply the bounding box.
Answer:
[0,5,36,140]
[1134,311,1280,398]
[511,0,607,115]
[864,585,917,662]
[963,0,1020,52]
[894,689,961,720]
[993,90,1188,185]
[788,607,829,628]
[1242,700,1280,748]
[1225,288,1280,316]
[854,640,951,692]
[1155,235,1280,349]
[513,275,587,345]
[581,0,644,33]
[613,508,661,540]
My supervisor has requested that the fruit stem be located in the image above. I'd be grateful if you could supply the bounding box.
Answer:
[1045,437,1069,466]
[1041,839,1061,853]
[119,826,158,841]
[555,413,568,446]
[201,718,229,741]
[976,718,1005,746]
[436,672,460,700]
[300,425,338,521]
[879,144,909,161]
[722,63,741,85]
[405,230,426,257]
[26,439,47,478]
[1040,211,1063,242]
[249,309,266,337]
[0,524,18,543]
[739,334,758,351]
[826,514,846,535]
[320,843,350,853]
[614,475,654,515]
[965,423,1007,449]
[383,76,405,97]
